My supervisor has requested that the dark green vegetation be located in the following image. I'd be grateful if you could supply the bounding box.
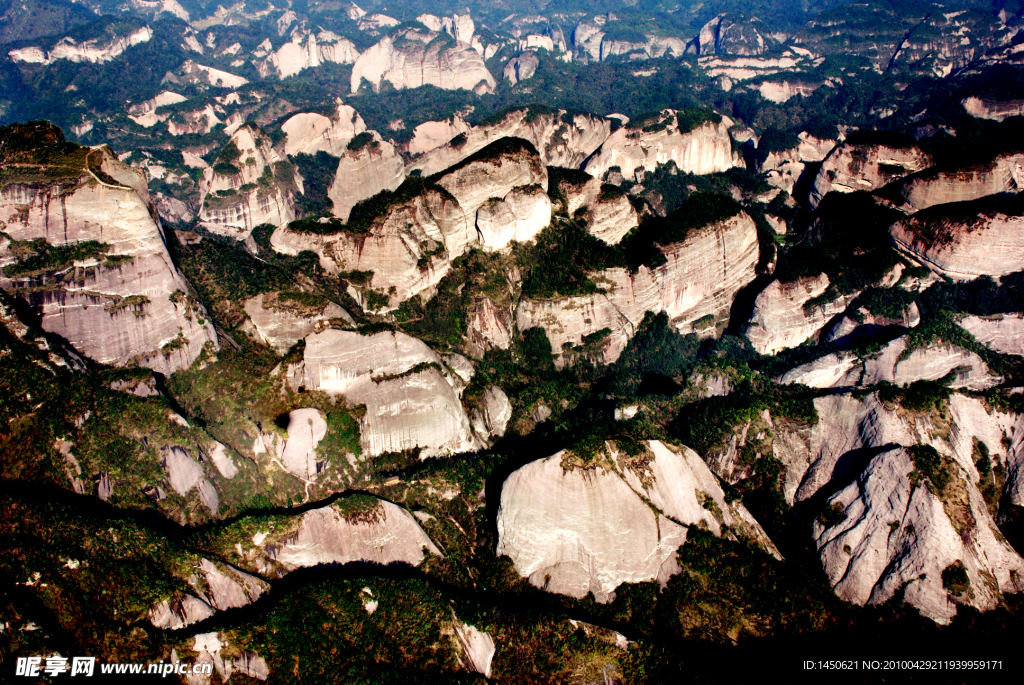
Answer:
[292,151,339,216]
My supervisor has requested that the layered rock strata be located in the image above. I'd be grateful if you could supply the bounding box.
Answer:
[517,212,758,366]
[350,27,495,94]
[584,114,740,181]
[199,125,299,238]
[0,141,217,374]
[811,140,931,207]
[745,273,857,356]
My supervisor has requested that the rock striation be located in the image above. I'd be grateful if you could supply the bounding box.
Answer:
[199,124,299,239]
[0,136,217,375]
[475,185,551,252]
[959,313,1024,356]
[518,211,759,366]
[280,408,328,481]
[411,108,611,176]
[287,329,490,457]
[350,27,495,94]
[496,440,776,602]
[583,113,740,182]
[260,30,359,79]
[408,116,469,157]
[810,138,931,207]
[897,152,1024,211]
[745,273,857,356]
[889,198,1024,280]
[813,446,1024,624]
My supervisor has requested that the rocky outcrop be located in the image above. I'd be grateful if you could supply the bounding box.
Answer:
[408,116,469,157]
[261,30,359,78]
[350,27,495,94]
[466,297,514,358]
[475,185,551,251]
[959,313,1024,356]
[897,152,1024,211]
[326,132,406,222]
[823,301,920,345]
[149,558,267,629]
[9,26,152,65]
[0,138,217,375]
[248,497,442,575]
[745,273,857,356]
[503,52,539,85]
[273,179,474,309]
[555,172,638,245]
[411,108,611,176]
[241,291,350,353]
[199,124,299,239]
[518,212,759,366]
[571,22,687,62]
[287,329,484,458]
[280,408,327,481]
[584,113,740,182]
[889,199,1024,280]
[813,446,1024,624]
[962,96,1024,122]
[496,440,775,602]
[780,336,1002,391]
[810,138,931,207]
[470,386,512,443]
[454,619,495,679]
[281,104,366,157]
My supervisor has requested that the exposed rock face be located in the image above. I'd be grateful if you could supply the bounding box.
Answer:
[518,212,759,366]
[745,273,857,356]
[475,185,551,251]
[780,336,1002,391]
[9,26,153,64]
[411,109,611,175]
[757,79,821,103]
[584,115,740,182]
[326,132,406,222]
[813,446,1024,624]
[962,96,1024,122]
[281,408,327,481]
[959,313,1024,356]
[350,27,495,94]
[571,21,687,62]
[281,104,366,157]
[823,301,920,345]
[288,329,482,458]
[199,124,299,239]
[496,440,775,602]
[889,202,1024,280]
[466,297,514,357]
[470,386,512,443]
[163,445,219,513]
[261,30,359,78]
[556,173,638,245]
[149,558,266,629]
[503,52,539,85]
[761,392,1019,511]
[0,144,217,375]
[810,139,931,207]
[241,291,351,354]
[898,153,1024,211]
[454,619,495,679]
[273,194,464,310]
[408,116,469,156]
[256,498,442,574]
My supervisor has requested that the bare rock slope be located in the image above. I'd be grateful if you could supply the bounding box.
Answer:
[0,128,217,374]
[497,440,776,602]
